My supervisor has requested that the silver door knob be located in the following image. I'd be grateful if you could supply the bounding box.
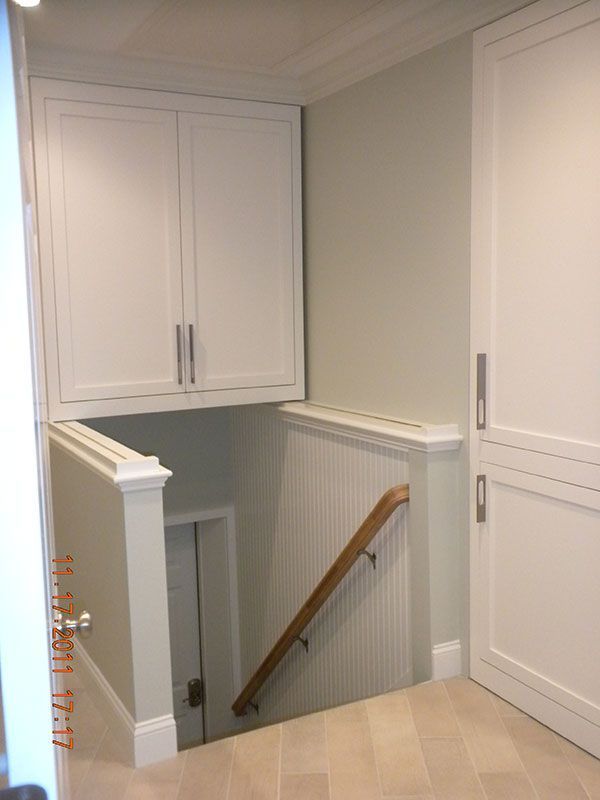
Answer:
[57,610,93,639]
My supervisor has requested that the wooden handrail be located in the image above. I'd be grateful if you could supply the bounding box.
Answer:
[231,483,409,716]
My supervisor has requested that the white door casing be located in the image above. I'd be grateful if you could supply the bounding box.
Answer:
[470,0,600,757]
[0,2,58,795]
[196,516,242,740]
[165,512,242,744]
[165,523,205,750]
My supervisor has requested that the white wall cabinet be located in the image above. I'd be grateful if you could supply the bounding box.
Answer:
[32,79,304,420]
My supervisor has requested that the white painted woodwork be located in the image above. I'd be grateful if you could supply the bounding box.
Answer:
[179,110,298,392]
[165,524,204,750]
[196,516,241,740]
[431,641,462,682]
[480,2,600,464]
[165,513,241,743]
[43,100,184,402]
[48,421,176,766]
[274,402,462,452]
[0,3,58,795]
[73,642,177,772]
[479,466,600,724]
[31,79,304,420]
[470,0,600,758]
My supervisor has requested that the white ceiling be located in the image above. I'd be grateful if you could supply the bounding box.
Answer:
[23,0,535,104]
[24,0,382,70]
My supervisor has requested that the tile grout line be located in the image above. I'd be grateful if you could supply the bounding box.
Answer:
[173,748,189,800]
[276,723,282,800]
[440,680,489,800]
[72,723,109,800]
[493,699,543,800]
[277,771,330,776]
[364,697,385,799]
[358,700,383,800]
[224,734,237,800]
[404,686,434,798]
[120,760,136,800]
[323,708,333,800]
[551,731,593,800]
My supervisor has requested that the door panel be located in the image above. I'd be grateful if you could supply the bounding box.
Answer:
[179,111,296,391]
[44,100,184,401]
[471,0,600,758]
[489,15,600,452]
[165,524,204,749]
[479,465,600,725]
[478,1,600,463]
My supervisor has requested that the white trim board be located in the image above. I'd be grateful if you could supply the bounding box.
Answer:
[48,421,172,492]
[271,402,462,452]
[164,505,243,706]
[75,642,177,768]
[431,640,463,681]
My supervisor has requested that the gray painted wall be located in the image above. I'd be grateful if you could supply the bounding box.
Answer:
[87,408,233,517]
[303,33,472,661]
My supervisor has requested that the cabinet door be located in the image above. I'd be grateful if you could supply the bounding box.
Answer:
[179,110,299,393]
[44,100,184,402]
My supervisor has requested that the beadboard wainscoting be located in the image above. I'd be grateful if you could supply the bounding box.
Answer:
[231,402,462,725]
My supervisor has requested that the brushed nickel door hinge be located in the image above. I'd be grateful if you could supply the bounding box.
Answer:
[476,475,487,523]
[476,353,487,430]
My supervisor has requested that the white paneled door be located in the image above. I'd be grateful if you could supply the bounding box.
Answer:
[470,0,600,758]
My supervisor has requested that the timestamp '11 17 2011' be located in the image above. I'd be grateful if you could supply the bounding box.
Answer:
[51,554,76,750]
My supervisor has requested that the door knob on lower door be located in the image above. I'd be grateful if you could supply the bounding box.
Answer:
[183,678,203,707]
[56,610,93,639]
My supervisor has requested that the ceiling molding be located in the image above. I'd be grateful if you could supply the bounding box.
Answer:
[26,0,534,106]
[273,0,440,77]
[298,0,535,102]
[26,44,306,105]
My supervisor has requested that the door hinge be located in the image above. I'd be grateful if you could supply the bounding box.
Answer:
[476,353,487,430]
[476,474,486,523]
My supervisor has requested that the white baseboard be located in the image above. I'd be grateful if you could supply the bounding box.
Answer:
[76,642,177,767]
[133,714,177,768]
[431,640,462,681]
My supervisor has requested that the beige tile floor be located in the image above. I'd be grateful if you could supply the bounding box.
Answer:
[67,678,600,800]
